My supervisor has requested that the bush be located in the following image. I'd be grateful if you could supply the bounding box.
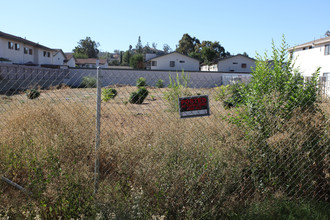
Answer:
[215,83,247,108]
[129,87,149,104]
[81,76,97,88]
[225,36,328,201]
[155,79,164,88]
[163,71,191,111]
[26,89,40,99]
[102,88,117,102]
[136,77,147,87]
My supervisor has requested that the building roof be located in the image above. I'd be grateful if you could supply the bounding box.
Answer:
[217,54,256,63]
[76,58,107,65]
[0,31,54,51]
[288,35,330,51]
[148,51,200,62]
[53,49,66,57]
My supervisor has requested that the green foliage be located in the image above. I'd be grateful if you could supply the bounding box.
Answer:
[231,37,321,136]
[121,51,131,66]
[136,77,147,87]
[155,79,164,88]
[81,76,96,88]
[0,57,11,62]
[26,89,40,99]
[136,36,143,54]
[73,36,100,58]
[130,54,144,69]
[163,71,191,111]
[129,87,149,104]
[225,36,328,202]
[176,33,230,63]
[102,88,117,102]
[232,198,330,220]
[214,85,230,101]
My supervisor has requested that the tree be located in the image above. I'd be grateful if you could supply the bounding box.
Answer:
[143,42,152,54]
[152,42,157,50]
[73,37,100,58]
[136,36,143,54]
[176,33,200,55]
[163,44,172,54]
[122,51,131,66]
[130,53,144,69]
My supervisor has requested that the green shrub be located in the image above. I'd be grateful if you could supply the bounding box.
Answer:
[81,76,97,88]
[136,77,147,87]
[155,79,164,88]
[26,89,40,99]
[225,36,328,201]
[102,88,117,102]
[163,71,191,111]
[129,87,149,104]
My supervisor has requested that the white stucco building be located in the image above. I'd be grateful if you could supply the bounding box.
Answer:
[148,52,200,71]
[201,54,255,72]
[76,58,108,68]
[53,49,66,66]
[0,31,54,65]
[288,35,330,79]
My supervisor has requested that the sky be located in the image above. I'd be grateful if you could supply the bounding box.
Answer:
[1,0,329,58]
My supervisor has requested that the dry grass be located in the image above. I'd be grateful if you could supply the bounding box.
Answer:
[0,86,329,219]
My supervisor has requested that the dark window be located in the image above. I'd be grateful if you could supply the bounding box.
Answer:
[29,49,33,55]
[8,42,13,49]
[325,44,330,55]
[15,43,20,51]
[233,62,238,64]
[24,47,28,54]
[43,51,47,56]
[179,60,185,63]
[151,61,157,66]
[47,52,50,57]
[170,61,175,67]
[241,63,247,68]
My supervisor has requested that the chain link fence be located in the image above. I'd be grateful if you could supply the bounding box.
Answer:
[0,64,329,219]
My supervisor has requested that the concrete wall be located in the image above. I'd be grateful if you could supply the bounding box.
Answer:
[65,68,252,88]
[0,64,67,93]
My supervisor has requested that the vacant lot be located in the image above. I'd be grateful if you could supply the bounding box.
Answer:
[0,86,329,219]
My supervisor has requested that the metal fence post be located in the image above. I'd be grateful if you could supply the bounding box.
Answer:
[94,67,101,194]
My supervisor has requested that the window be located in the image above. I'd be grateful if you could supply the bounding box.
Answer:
[43,51,47,56]
[170,61,175,67]
[29,49,33,55]
[325,44,330,55]
[151,61,157,66]
[24,47,28,54]
[15,43,20,51]
[8,42,13,49]
[233,62,238,64]
[179,60,185,63]
[241,63,247,68]
[47,52,50,57]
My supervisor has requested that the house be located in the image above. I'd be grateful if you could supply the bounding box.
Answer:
[288,34,330,80]
[147,52,200,71]
[201,54,255,72]
[0,31,55,66]
[64,53,76,67]
[75,58,108,68]
[52,49,68,67]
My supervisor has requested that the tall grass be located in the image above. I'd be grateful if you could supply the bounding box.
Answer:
[0,88,329,219]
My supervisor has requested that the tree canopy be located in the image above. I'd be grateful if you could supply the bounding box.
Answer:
[176,33,230,64]
[73,37,100,58]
